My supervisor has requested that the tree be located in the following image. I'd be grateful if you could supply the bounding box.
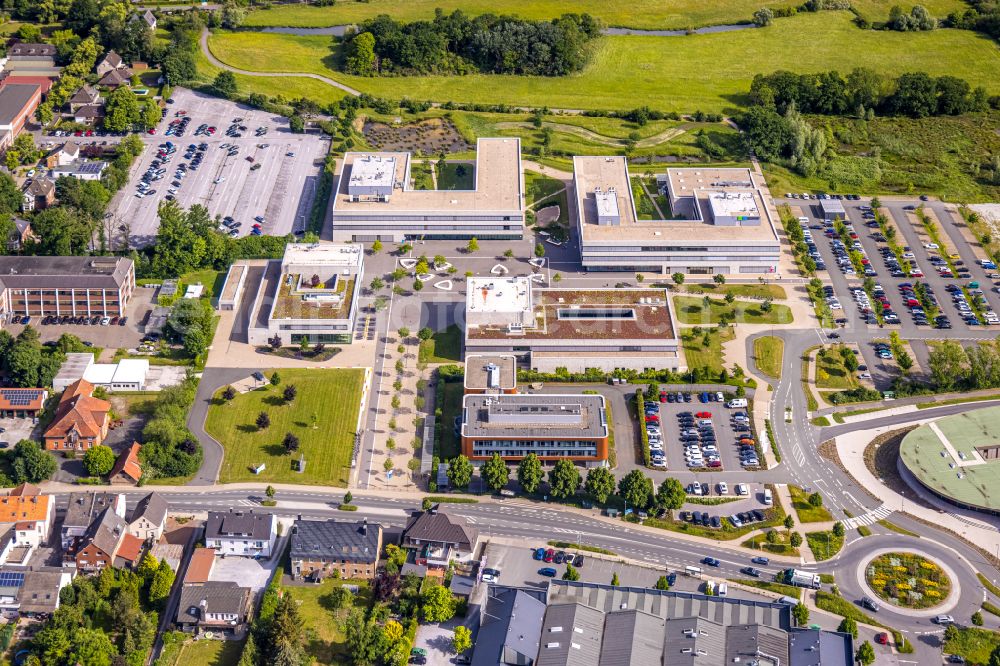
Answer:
[534,242,546,258]
[989,644,1000,666]
[447,454,473,489]
[370,239,383,255]
[584,467,616,504]
[656,478,687,511]
[611,573,620,586]
[383,458,394,473]
[413,278,424,292]
[753,6,774,26]
[223,386,237,401]
[345,31,377,75]
[837,617,858,638]
[855,640,875,666]
[271,371,281,386]
[283,384,298,403]
[397,326,411,340]
[283,433,300,454]
[449,624,472,654]
[466,237,479,253]
[212,70,238,99]
[654,575,671,590]
[103,86,139,132]
[792,602,809,626]
[784,514,795,531]
[148,559,175,608]
[265,596,307,666]
[422,584,456,622]
[944,624,960,642]
[549,459,581,499]
[11,440,56,484]
[518,453,543,493]
[503,248,514,259]
[83,445,116,477]
[808,492,823,507]
[672,272,685,285]
[973,610,984,626]
[725,292,736,304]
[562,563,580,581]
[257,412,271,430]
[369,277,384,291]
[790,532,803,547]
[618,469,653,510]
[418,327,434,341]
[142,99,162,129]
[8,326,42,387]
[221,0,247,28]
[832,521,845,537]
[481,453,510,492]
[289,115,305,133]
[714,274,726,285]
[266,485,276,498]
[69,628,116,666]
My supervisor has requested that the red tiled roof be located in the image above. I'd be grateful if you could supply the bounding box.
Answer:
[45,379,110,440]
[117,533,143,563]
[110,442,142,482]
[184,548,215,584]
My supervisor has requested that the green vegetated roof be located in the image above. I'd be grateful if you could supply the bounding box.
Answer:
[900,406,1000,510]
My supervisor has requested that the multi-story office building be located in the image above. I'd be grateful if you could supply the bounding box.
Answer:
[0,256,135,321]
[245,243,363,346]
[464,276,682,373]
[573,158,781,274]
[330,138,525,242]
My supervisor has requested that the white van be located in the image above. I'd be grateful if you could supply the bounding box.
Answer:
[727,398,748,409]
[718,582,728,597]
[763,488,773,505]
[685,566,702,577]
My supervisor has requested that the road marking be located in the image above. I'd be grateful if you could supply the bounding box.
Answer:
[841,504,892,529]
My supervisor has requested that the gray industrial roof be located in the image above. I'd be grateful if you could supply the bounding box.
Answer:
[0,84,39,125]
[601,609,666,666]
[788,628,853,666]
[462,394,607,439]
[290,518,380,564]
[536,602,605,666]
[0,256,131,291]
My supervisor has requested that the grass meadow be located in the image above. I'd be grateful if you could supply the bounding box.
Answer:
[209,13,1000,113]
[242,0,969,29]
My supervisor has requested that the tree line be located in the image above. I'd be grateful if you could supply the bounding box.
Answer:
[344,11,601,77]
[749,68,995,119]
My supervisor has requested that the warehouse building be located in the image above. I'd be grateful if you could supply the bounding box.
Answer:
[464,276,682,373]
[246,243,363,346]
[330,138,525,242]
[0,256,135,322]
[573,159,781,275]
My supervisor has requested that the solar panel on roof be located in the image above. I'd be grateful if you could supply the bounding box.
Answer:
[0,571,25,588]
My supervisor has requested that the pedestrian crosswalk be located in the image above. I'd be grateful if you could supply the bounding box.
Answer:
[841,505,893,529]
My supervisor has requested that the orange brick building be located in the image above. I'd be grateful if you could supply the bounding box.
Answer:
[44,379,110,451]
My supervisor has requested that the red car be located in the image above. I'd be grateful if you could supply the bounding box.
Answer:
[147,128,156,134]
[543,548,555,563]
[659,392,667,403]
[695,411,712,418]
[875,633,888,645]
[645,415,659,423]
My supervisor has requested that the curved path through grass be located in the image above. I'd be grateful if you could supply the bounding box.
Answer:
[494,120,688,147]
[200,27,361,96]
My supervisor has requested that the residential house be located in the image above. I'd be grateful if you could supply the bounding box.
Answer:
[61,492,125,550]
[73,104,105,125]
[17,568,75,617]
[176,581,252,635]
[7,217,35,253]
[127,491,167,543]
[95,51,127,77]
[0,83,41,150]
[0,484,54,548]
[290,518,382,581]
[74,507,132,572]
[50,159,107,181]
[98,68,132,89]
[401,507,479,571]
[110,442,143,486]
[205,510,277,558]
[46,140,80,168]
[68,85,100,113]
[134,9,157,30]
[6,44,57,59]
[20,178,55,213]
[44,379,112,452]
[184,547,216,584]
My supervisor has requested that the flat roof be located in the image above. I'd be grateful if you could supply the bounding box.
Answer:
[574,160,778,243]
[281,242,364,271]
[349,155,396,189]
[464,355,518,391]
[708,191,760,218]
[820,198,847,214]
[220,263,247,303]
[900,406,1000,511]
[333,138,523,214]
[462,394,606,439]
[467,277,533,317]
[467,280,676,342]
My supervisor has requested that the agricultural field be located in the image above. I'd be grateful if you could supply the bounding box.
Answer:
[208,14,1000,114]
[241,0,969,30]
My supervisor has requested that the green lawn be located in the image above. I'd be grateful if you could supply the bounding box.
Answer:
[159,638,245,666]
[944,627,1000,664]
[805,530,844,561]
[209,14,1000,113]
[789,485,834,523]
[673,296,793,325]
[814,346,858,390]
[437,380,465,460]
[411,161,434,190]
[438,162,475,190]
[729,579,801,598]
[525,170,565,206]
[753,336,784,379]
[242,0,967,30]
[179,269,226,299]
[631,176,659,220]
[741,531,800,556]
[206,369,365,485]
[815,591,884,628]
[679,283,787,300]
[418,325,463,364]
[680,326,734,375]
[284,579,372,664]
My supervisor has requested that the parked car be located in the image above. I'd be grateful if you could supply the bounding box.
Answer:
[538,567,557,577]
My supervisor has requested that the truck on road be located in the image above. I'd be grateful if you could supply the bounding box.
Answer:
[783,569,821,589]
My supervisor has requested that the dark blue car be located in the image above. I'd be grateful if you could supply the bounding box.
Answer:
[538,567,557,577]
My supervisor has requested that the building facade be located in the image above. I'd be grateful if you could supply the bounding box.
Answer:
[0,256,135,321]
[330,138,525,242]
[290,518,382,581]
[43,379,111,452]
[205,510,277,558]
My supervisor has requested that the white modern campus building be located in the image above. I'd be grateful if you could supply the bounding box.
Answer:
[573,159,782,274]
[329,138,525,242]
[244,242,364,346]
[463,276,683,373]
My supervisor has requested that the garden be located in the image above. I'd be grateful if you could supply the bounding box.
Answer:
[865,552,952,609]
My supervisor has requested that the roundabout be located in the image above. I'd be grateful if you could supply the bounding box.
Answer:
[863,550,953,611]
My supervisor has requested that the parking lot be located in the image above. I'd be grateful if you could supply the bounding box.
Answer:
[108,88,330,247]
[642,391,758,473]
